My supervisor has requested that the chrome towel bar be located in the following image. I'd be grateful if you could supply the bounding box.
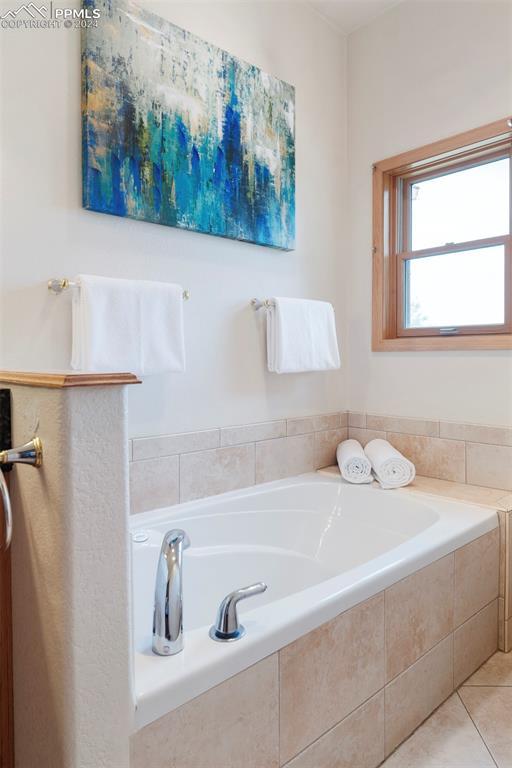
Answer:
[48,278,190,301]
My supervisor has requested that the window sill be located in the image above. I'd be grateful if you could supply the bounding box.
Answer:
[372,334,512,351]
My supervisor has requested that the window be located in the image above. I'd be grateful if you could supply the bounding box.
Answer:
[372,118,512,350]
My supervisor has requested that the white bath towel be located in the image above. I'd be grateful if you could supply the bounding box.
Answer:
[71,274,185,376]
[364,438,416,489]
[336,439,372,484]
[266,297,341,373]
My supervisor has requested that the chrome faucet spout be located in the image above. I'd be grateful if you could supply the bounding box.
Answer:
[152,528,190,656]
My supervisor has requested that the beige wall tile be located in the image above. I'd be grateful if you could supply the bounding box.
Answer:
[255,438,288,484]
[467,442,512,492]
[280,593,385,764]
[284,692,384,768]
[348,411,366,428]
[130,455,179,515]
[498,511,506,601]
[339,411,349,427]
[367,414,439,437]
[385,555,454,681]
[454,529,499,627]
[348,427,386,446]
[504,617,512,652]
[287,412,341,436]
[256,434,317,483]
[498,493,512,512]
[454,600,498,687]
[458,686,512,768]
[286,433,316,475]
[498,597,506,651]
[386,433,465,483]
[384,635,453,756]
[402,475,507,507]
[220,420,286,447]
[440,421,512,447]
[131,655,279,768]
[133,429,219,461]
[507,513,512,619]
[179,444,255,502]
[381,694,495,768]
[315,428,348,469]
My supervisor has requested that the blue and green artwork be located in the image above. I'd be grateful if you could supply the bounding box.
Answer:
[81,0,295,249]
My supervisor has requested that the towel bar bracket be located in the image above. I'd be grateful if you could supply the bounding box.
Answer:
[251,298,275,310]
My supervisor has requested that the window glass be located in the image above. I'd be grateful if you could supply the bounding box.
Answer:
[405,245,505,328]
[410,158,509,251]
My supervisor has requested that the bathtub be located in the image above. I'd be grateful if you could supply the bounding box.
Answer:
[130,472,497,730]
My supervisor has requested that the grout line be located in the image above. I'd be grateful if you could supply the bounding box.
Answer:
[280,688,384,767]
[463,683,512,687]
[177,452,181,503]
[457,690,499,768]
[452,556,456,691]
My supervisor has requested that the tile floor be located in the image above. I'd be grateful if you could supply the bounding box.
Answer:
[381,651,512,767]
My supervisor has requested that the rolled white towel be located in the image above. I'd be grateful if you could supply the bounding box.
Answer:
[364,438,416,489]
[336,439,372,484]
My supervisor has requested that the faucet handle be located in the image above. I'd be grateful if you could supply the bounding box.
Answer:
[209,582,267,642]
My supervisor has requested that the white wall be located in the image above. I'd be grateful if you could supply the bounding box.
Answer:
[0,1,348,437]
[347,0,512,427]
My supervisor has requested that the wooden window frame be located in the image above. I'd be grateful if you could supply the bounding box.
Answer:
[372,117,512,351]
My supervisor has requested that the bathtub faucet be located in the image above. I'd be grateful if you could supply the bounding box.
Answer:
[153,528,191,656]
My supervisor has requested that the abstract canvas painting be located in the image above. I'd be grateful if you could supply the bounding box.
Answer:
[81,0,295,249]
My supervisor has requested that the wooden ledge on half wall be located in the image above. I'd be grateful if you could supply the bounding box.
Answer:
[0,371,141,389]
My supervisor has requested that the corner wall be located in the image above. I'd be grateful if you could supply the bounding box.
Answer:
[347,0,512,427]
[0,0,348,438]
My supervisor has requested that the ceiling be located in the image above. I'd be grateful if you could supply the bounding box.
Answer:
[308,0,405,34]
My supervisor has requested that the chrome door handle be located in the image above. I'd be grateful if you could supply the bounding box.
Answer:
[0,437,43,549]
[0,470,12,550]
[209,582,267,642]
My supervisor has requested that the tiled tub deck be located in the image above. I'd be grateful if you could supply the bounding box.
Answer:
[130,527,499,768]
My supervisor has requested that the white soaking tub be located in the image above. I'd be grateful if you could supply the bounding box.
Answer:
[130,472,497,730]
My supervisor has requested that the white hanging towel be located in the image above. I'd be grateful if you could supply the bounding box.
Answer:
[364,438,416,489]
[266,297,341,373]
[336,439,372,484]
[71,274,185,376]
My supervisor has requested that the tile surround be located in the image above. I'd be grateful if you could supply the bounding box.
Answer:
[384,635,454,756]
[129,410,347,513]
[279,592,385,764]
[220,420,286,447]
[130,535,499,768]
[385,554,454,681]
[386,433,466,483]
[454,529,500,626]
[129,455,179,514]
[284,692,385,768]
[131,655,279,768]
[130,413,512,768]
[467,442,512,492]
[454,600,499,688]
[346,426,386,446]
[132,428,219,461]
[130,409,512,513]
[366,414,439,437]
[179,443,255,503]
